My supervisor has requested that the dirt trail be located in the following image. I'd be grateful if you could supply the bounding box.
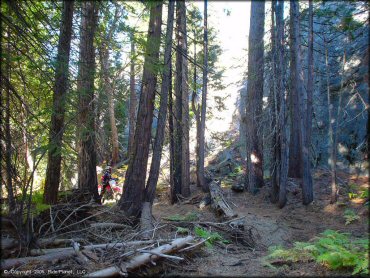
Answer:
[152,170,368,276]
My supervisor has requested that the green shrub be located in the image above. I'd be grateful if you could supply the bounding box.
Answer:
[17,190,50,215]
[343,209,360,225]
[264,230,368,275]
[163,212,198,222]
[194,226,230,248]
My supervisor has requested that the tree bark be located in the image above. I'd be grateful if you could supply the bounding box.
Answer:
[209,180,237,219]
[169,64,176,204]
[43,1,74,204]
[269,0,279,204]
[145,0,175,204]
[99,46,119,166]
[119,1,163,218]
[174,0,190,200]
[128,31,137,158]
[306,0,314,153]
[245,1,265,194]
[192,29,201,188]
[198,0,209,192]
[290,0,313,205]
[269,0,289,208]
[288,1,302,179]
[276,0,289,208]
[77,1,99,202]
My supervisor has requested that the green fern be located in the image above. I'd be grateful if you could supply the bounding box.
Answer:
[343,209,360,225]
[264,230,369,275]
[194,226,230,248]
[176,227,189,235]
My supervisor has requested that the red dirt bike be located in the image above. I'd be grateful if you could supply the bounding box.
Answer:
[98,178,122,204]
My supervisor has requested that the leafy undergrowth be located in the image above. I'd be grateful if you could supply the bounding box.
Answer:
[162,211,199,221]
[343,209,360,225]
[16,190,50,215]
[263,229,369,275]
[194,226,230,248]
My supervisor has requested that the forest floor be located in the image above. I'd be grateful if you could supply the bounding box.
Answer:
[151,169,369,277]
[1,167,368,277]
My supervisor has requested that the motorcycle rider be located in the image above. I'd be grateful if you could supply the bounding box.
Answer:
[100,165,112,200]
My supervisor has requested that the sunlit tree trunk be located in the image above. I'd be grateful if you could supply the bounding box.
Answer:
[245,1,265,194]
[77,1,100,202]
[128,31,137,158]
[99,46,119,166]
[145,0,175,204]
[198,0,208,192]
[44,1,74,204]
[174,0,190,200]
[119,1,163,218]
[192,29,201,188]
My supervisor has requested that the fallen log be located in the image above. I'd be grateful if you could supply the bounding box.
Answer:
[86,236,194,277]
[36,237,84,248]
[209,180,237,219]
[29,239,168,256]
[1,250,75,270]
[1,238,17,250]
[3,240,169,268]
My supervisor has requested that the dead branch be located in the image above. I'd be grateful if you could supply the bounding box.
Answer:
[86,236,194,277]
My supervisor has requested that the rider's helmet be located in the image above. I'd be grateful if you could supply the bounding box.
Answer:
[105,165,112,174]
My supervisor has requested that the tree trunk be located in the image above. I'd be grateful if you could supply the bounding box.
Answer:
[269,0,279,204]
[192,29,201,188]
[174,0,190,200]
[245,1,265,194]
[99,46,119,166]
[128,31,137,158]
[119,1,163,218]
[169,64,176,203]
[306,0,314,153]
[330,51,345,203]
[77,1,99,202]
[145,0,175,204]
[276,0,289,208]
[288,1,302,179]
[5,26,16,212]
[198,0,209,192]
[43,1,74,204]
[270,0,289,208]
[290,0,313,204]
